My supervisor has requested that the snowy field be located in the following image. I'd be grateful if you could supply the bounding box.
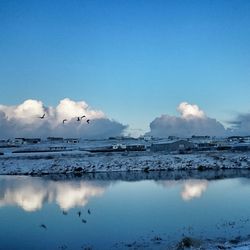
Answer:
[0,139,249,175]
[0,150,250,176]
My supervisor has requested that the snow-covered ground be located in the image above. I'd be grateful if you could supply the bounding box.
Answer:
[190,237,250,250]
[0,144,250,175]
[113,235,250,249]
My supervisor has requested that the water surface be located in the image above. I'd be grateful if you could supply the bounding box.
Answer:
[1,173,250,249]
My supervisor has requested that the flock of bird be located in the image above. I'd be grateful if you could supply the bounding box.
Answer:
[39,113,90,124]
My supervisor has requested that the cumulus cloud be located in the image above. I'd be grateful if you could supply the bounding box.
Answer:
[177,102,205,119]
[0,98,127,139]
[147,102,227,137]
[228,113,250,136]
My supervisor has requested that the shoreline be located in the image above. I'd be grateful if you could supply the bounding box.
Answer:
[115,235,250,250]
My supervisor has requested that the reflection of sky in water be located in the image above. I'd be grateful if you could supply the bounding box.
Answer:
[156,179,208,201]
[0,176,107,211]
[0,176,250,249]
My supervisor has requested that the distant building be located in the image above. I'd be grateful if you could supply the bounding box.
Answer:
[232,143,250,152]
[0,140,8,146]
[227,136,245,142]
[14,138,41,144]
[190,135,212,144]
[109,136,136,140]
[14,138,24,144]
[112,144,127,150]
[143,136,153,141]
[108,136,124,140]
[191,135,210,139]
[150,140,194,153]
[168,136,180,141]
[49,146,67,151]
[227,136,250,143]
[47,137,64,143]
[64,138,80,144]
[195,142,217,151]
[126,144,146,151]
[0,139,17,148]
[217,145,232,151]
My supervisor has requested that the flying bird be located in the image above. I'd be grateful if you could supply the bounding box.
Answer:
[39,114,45,119]
[87,209,91,215]
[86,119,90,124]
[40,224,47,230]
[77,211,81,217]
[81,115,86,119]
[81,219,87,224]
[62,210,68,215]
[63,119,67,124]
[77,117,81,122]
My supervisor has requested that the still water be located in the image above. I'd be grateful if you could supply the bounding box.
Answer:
[1,173,250,249]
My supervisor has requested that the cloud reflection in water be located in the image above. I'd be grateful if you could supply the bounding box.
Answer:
[0,176,210,212]
[0,177,107,212]
[181,180,208,201]
[157,179,208,201]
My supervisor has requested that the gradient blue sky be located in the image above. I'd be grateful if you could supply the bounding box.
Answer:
[0,0,250,133]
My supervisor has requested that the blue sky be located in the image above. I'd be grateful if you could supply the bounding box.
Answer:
[0,0,250,133]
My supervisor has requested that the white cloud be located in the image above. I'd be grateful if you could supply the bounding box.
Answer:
[228,113,250,135]
[147,102,227,137]
[0,98,127,139]
[178,102,205,119]
[55,98,104,123]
